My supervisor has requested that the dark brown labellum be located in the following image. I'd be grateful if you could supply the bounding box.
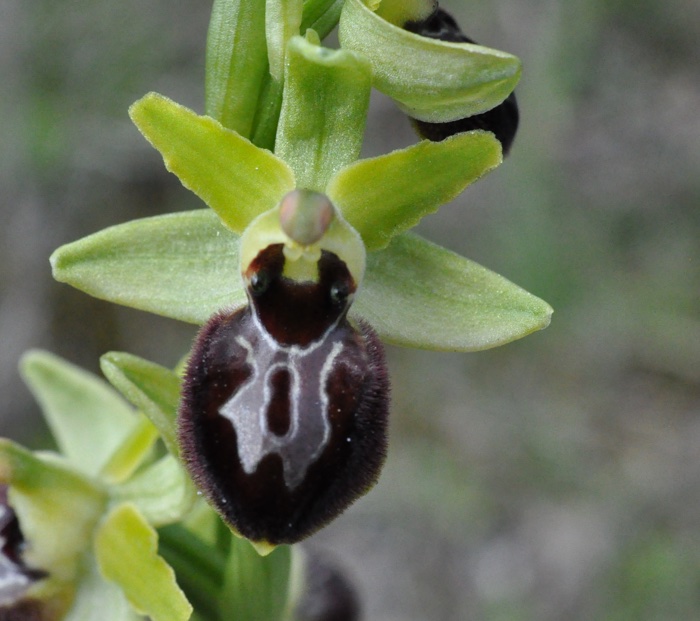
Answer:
[404,6,519,155]
[179,245,389,545]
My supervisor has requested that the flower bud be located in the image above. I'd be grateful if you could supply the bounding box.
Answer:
[404,6,519,155]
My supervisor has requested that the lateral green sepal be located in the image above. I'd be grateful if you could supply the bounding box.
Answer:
[51,210,244,324]
[352,232,553,350]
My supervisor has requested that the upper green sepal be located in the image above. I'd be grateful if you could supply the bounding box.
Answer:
[275,35,371,191]
[339,0,521,122]
[129,92,295,233]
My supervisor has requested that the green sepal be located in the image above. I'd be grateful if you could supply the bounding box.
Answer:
[95,503,192,621]
[218,538,292,621]
[51,209,244,325]
[266,0,303,82]
[52,208,551,348]
[63,555,142,621]
[111,455,197,527]
[339,0,521,122]
[129,93,295,233]
[328,131,502,250]
[0,440,105,581]
[98,416,160,485]
[20,350,138,477]
[99,352,182,458]
[352,232,553,350]
[276,36,371,191]
[205,0,269,137]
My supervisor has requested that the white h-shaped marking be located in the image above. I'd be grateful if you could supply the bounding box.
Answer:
[219,315,345,490]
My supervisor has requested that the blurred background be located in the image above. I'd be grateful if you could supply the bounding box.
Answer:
[2,0,699,619]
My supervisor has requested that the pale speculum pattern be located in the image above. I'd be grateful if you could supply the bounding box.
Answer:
[219,314,346,490]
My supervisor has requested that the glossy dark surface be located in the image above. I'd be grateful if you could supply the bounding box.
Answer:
[179,246,390,544]
[405,6,519,155]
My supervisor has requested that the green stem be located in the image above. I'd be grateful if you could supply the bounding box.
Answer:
[251,75,285,151]
[158,524,227,621]
[301,0,344,39]
[218,538,293,621]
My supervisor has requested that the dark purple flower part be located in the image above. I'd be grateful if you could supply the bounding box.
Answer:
[0,486,47,618]
[405,6,519,155]
[294,549,360,621]
[179,243,390,545]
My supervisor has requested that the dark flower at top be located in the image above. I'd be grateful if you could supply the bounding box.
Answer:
[404,5,520,154]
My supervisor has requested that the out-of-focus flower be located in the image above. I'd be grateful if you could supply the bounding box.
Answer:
[0,351,194,621]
